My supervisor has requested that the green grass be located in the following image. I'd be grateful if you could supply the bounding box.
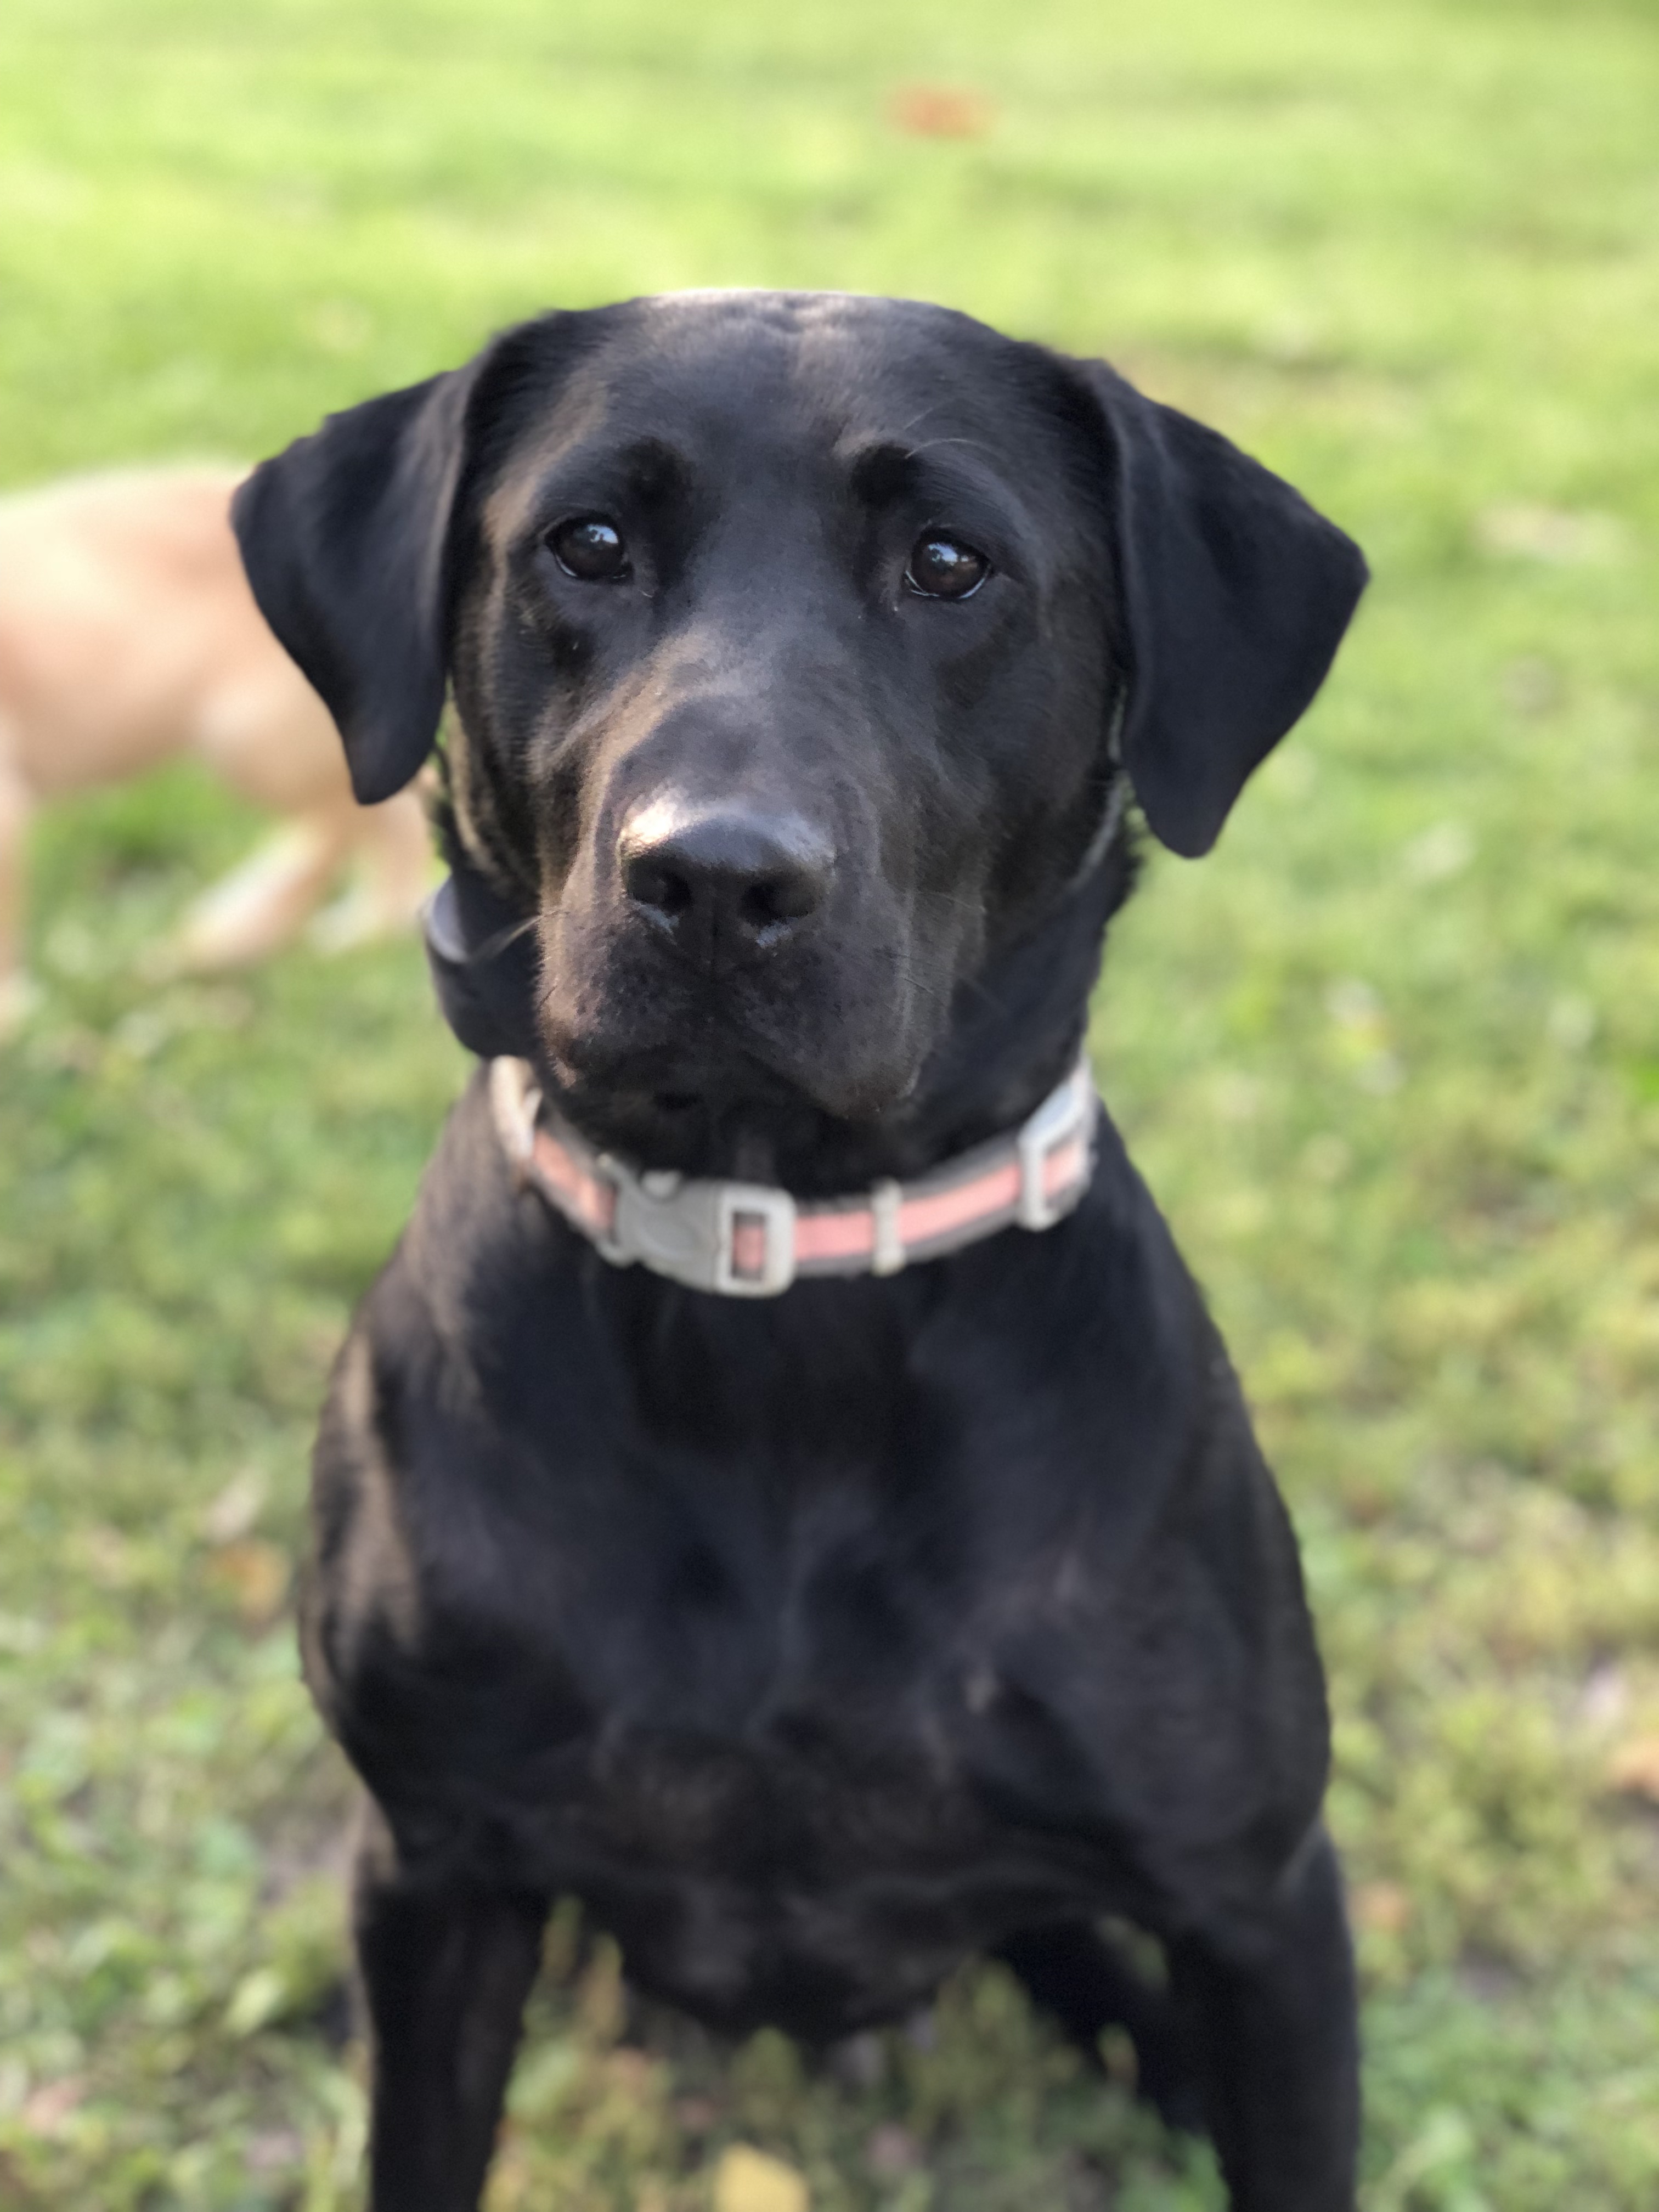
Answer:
[2,0,1658,2203]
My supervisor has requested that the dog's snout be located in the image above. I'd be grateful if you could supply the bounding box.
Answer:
[620,801,834,966]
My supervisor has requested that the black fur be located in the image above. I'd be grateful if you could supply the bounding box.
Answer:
[234,291,1367,2211]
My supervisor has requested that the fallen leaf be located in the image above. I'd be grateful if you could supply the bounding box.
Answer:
[1353,1880,1413,1935]
[208,1539,290,1624]
[21,2076,84,2136]
[713,2143,810,2212]
[1607,1736,1659,1801]
[888,85,994,138]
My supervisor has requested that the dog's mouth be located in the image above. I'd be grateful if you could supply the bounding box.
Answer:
[533,912,940,1150]
[535,1014,926,1178]
[548,1053,828,1135]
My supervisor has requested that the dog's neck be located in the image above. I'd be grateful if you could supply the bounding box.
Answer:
[431,808,1136,1200]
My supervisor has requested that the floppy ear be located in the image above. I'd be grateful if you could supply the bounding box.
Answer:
[232,352,498,804]
[1075,360,1368,858]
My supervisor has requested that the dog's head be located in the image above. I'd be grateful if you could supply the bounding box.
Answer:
[235,293,1364,1150]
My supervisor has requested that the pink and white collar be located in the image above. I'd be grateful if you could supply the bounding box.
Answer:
[489,1055,1098,1297]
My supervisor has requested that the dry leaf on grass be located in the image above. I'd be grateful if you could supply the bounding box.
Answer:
[713,2142,810,2212]
[208,1539,290,1624]
[21,2076,85,2136]
[888,84,994,138]
[1353,1880,1414,1936]
[1607,1736,1659,1801]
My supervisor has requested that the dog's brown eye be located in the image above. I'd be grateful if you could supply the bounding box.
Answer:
[905,534,989,601]
[549,516,631,583]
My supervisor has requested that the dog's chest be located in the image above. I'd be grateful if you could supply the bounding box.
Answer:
[480,1539,1017,1885]
[364,1485,1120,2033]
[493,1673,1091,2036]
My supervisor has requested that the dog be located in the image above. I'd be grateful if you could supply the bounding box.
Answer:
[232,290,1368,2212]
[0,466,431,1030]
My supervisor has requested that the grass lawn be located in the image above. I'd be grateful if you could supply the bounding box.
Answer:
[2,0,1658,2203]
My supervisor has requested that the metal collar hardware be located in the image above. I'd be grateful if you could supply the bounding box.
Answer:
[489,1056,1098,1299]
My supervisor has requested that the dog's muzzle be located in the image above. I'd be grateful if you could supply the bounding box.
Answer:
[424,867,1097,1296]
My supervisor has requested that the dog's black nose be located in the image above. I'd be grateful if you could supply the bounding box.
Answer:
[620,801,833,966]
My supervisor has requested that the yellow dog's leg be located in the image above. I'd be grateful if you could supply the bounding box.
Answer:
[168,805,356,972]
[308,783,435,953]
[0,755,38,1036]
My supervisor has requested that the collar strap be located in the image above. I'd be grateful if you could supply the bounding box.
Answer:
[423,871,542,1063]
[489,1056,1098,1297]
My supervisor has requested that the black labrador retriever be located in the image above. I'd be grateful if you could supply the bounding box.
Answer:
[234,291,1368,2212]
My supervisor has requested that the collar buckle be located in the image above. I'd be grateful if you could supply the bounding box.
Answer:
[605,1161,798,1296]
[496,1051,1095,1297]
[712,1184,798,1296]
[1015,1060,1097,1229]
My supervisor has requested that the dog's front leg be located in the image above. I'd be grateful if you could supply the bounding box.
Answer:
[1167,1825,1359,2212]
[353,1804,549,2212]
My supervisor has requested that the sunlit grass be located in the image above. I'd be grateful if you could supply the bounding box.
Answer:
[2,0,1657,2203]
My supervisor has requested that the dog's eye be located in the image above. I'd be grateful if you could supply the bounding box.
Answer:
[905,534,990,601]
[548,516,631,583]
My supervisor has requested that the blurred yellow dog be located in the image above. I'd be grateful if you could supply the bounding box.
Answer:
[0,465,432,1032]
